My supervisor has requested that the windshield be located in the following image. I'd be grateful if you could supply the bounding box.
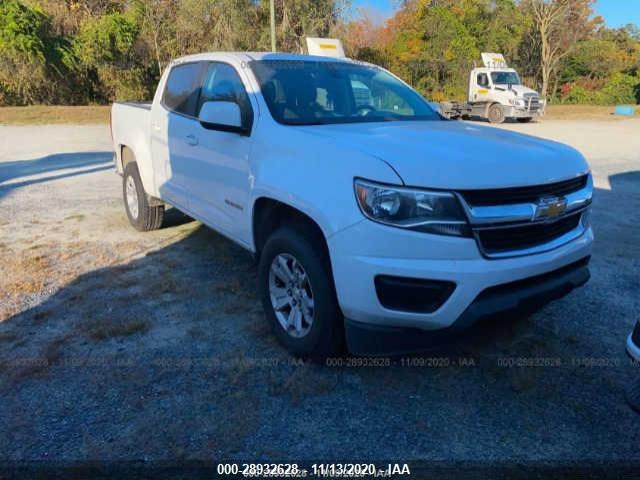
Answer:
[490,71,521,85]
[250,60,440,125]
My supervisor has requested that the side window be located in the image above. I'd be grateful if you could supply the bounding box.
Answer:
[198,63,250,116]
[163,63,201,116]
[477,73,489,88]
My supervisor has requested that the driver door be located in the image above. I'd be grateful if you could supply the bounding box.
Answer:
[474,72,491,102]
[188,62,255,243]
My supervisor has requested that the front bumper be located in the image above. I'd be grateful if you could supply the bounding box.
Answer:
[504,105,543,118]
[346,257,590,355]
[328,219,593,353]
[628,322,640,362]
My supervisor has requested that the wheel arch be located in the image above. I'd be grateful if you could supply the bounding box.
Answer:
[119,145,136,171]
[252,197,331,263]
[119,145,163,207]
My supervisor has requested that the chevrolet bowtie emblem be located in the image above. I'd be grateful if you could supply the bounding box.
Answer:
[534,196,567,220]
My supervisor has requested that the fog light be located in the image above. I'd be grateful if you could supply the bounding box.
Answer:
[375,275,456,313]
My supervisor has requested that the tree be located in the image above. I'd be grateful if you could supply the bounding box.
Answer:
[384,3,480,100]
[334,7,380,59]
[561,38,627,82]
[133,0,176,74]
[73,12,150,101]
[523,0,599,97]
[0,0,65,104]
[259,0,348,53]
[174,0,261,53]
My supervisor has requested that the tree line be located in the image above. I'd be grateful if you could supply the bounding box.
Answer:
[0,0,638,106]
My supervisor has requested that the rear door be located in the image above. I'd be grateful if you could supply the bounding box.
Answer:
[152,62,203,211]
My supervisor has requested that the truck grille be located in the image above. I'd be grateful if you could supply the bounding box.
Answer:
[525,94,540,112]
[460,175,588,206]
[477,212,582,254]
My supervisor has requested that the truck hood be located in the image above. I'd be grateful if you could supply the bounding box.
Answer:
[297,121,589,189]
[510,84,539,97]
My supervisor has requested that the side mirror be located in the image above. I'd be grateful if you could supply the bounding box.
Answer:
[198,101,247,134]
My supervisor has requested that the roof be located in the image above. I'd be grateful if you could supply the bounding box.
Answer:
[172,51,357,65]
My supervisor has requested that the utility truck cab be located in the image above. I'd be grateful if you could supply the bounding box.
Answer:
[442,53,545,124]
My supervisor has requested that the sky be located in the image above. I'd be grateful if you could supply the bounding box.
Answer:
[352,0,640,28]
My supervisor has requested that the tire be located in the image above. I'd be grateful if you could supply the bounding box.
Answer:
[517,117,533,123]
[123,162,164,231]
[627,378,640,414]
[487,104,506,124]
[258,225,343,358]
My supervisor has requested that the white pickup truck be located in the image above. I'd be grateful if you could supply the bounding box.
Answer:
[111,52,593,357]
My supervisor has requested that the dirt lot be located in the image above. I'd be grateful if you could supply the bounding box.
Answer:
[0,104,634,126]
[0,118,639,472]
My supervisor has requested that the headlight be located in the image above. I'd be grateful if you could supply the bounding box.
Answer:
[354,179,470,236]
[509,98,525,106]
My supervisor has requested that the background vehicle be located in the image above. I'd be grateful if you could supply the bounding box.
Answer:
[440,53,545,124]
[111,52,592,357]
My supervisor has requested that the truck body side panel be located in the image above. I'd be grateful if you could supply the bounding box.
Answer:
[111,103,158,197]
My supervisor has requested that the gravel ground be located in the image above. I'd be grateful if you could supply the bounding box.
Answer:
[0,118,639,474]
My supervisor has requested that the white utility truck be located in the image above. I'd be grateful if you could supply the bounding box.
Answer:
[110,51,592,357]
[440,53,545,124]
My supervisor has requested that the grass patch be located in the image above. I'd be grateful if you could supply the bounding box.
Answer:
[0,105,110,125]
[86,319,149,341]
[1,252,52,296]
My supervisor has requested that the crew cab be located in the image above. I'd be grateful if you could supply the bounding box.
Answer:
[110,52,593,356]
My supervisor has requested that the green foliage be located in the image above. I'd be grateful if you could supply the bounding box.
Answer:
[561,39,627,82]
[385,4,480,100]
[69,12,147,102]
[0,0,47,61]
[74,13,138,66]
[0,0,638,106]
[561,73,640,104]
[601,73,640,104]
[0,0,49,104]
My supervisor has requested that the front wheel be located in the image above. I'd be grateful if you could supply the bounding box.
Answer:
[123,162,164,231]
[487,104,506,124]
[258,226,343,358]
[627,378,640,414]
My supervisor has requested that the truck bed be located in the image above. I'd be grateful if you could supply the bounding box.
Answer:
[113,101,152,111]
[111,102,153,183]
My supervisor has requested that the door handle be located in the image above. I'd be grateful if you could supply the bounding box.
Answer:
[185,134,198,146]
[152,124,161,132]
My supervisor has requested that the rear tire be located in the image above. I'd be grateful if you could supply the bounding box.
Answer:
[258,226,343,358]
[627,378,640,414]
[123,162,164,231]
[488,104,506,124]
